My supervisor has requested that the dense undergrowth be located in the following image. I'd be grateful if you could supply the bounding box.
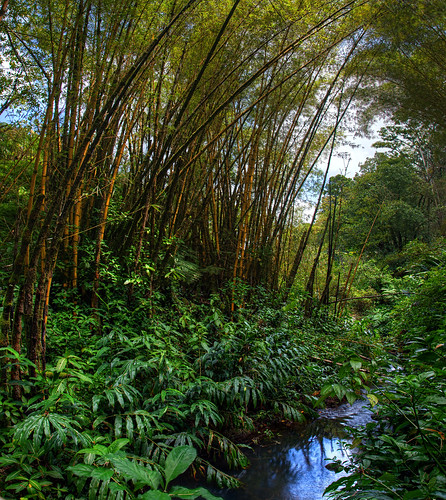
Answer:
[326,249,446,500]
[1,243,445,499]
[0,281,384,499]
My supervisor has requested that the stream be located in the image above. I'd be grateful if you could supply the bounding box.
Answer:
[213,398,372,500]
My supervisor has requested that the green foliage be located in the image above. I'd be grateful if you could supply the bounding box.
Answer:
[326,368,446,499]
[0,125,35,251]
[325,256,446,499]
[14,411,89,451]
[2,277,383,498]
[356,0,446,129]
[316,351,371,407]
[337,152,428,257]
[3,281,328,496]
[1,0,445,497]
[67,443,222,499]
[390,252,446,336]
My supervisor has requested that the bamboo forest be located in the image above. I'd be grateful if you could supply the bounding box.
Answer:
[0,0,445,498]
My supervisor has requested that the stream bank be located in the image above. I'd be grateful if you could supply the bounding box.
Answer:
[212,398,372,500]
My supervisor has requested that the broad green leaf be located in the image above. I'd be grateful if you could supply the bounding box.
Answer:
[164,445,197,487]
[98,478,111,500]
[367,394,379,407]
[332,384,346,400]
[320,384,334,397]
[350,359,362,371]
[67,464,95,477]
[73,370,94,383]
[89,476,102,500]
[78,444,108,457]
[28,479,43,491]
[379,435,397,446]
[5,470,24,481]
[93,415,108,429]
[46,469,64,480]
[126,416,134,440]
[90,467,114,481]
[345,391,357,405]
[115,415,123,438]
[418,371,436,381]
[108,482,130,494]
[169,485,223,499]
[138,491,170,500]
[108,438,130,454]
[92,395,101,413]
[116,389,125,408]
[55,357,67,372]
[0,457,19,466]
[111,458,162,490]
[0,347,22,359]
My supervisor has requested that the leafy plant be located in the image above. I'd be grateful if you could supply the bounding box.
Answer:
[316,352,371,406]
[69,442,222,499]
[325,259,446,499]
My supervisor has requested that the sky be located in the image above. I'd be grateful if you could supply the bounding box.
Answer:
[328,117,390,179]
[328,131,380,179]
[297,120,388,221]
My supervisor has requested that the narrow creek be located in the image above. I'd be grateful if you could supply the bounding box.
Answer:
[213,399,372,500]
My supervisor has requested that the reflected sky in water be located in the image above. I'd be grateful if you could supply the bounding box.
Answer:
[216,399,371,500]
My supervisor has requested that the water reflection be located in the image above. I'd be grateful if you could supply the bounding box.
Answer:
[218,399,371,500]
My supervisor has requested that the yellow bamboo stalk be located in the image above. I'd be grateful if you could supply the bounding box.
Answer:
[210,176,220,258]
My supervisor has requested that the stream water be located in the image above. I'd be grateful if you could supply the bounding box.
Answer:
[214,399,372,500]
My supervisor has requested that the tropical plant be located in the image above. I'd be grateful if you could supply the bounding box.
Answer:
[325,257,446,499]
[68,442,222,500]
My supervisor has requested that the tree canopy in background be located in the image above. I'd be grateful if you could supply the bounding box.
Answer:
[347,0,446,239]
[332,126,438,259]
